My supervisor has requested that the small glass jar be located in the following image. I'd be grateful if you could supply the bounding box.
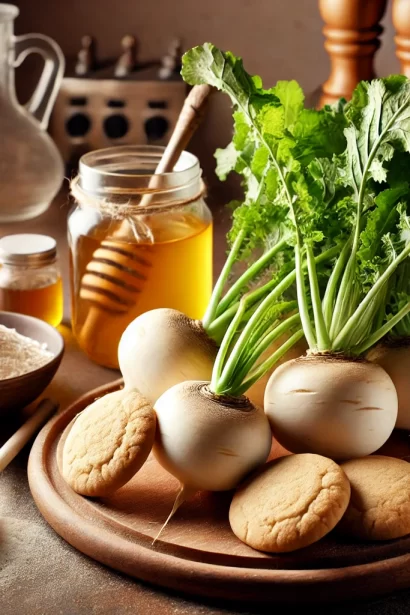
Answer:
[0,233,63,326]
[68,145,213,369]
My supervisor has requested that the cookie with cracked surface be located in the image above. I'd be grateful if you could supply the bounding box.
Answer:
[229,453,350,553]
[62,388,156,497]
[339,455,410,540]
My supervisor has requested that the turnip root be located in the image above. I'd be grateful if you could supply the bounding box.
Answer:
[118,308,217,404]
[264,356,398,460]
[154,380,272,491]
[368,342,410,430]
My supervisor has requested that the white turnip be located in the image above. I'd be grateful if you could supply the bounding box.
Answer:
[154,380,272,491]
[118,308,217,404]
[264,356,398,460]
[368,341,410,430]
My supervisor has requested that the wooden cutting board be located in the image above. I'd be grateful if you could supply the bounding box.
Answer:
[28,380,410,605]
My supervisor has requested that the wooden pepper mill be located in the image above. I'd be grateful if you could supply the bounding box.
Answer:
[393,0,410,78]
[318,0,388,107]
[76,84,212,367]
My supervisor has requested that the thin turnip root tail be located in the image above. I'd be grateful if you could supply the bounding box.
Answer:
[152,484,196,545]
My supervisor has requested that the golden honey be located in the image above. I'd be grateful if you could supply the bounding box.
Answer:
[69,211,213,368]
[0,278,63,327]
[0,233,63,327]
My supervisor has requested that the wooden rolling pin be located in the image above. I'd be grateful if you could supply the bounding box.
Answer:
[77,84,212,361]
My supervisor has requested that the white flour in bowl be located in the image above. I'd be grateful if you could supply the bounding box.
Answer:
[0,324,54,380]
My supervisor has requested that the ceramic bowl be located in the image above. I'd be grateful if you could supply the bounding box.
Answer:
[0,311,64,414]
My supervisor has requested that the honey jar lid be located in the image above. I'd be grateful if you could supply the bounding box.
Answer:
[0,234,57,266]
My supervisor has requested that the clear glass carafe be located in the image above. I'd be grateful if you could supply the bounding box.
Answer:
[0,4,65,222]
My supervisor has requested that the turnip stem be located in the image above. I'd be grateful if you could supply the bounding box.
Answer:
[206,245,340,343]
[202,230,245,330]
[210,245,340,393]
[213,272,298,392]
[210,295,248,392]
[329,254,357,340]
[248,311,299,365]
[215,238,288,317]
[343,296,380,349]
[245,301,298,353]
[306,244,330,350]
[334,243,410,349]
[206,278,282,342]
[225,312,300,394]
[322,238,352,330]
[295,242,317,350]
[236,329,304,396]
[355,301,410,355]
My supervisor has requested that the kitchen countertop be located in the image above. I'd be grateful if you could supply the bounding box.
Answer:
[2,194,410,615]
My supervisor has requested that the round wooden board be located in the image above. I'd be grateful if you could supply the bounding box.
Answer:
[28,380,410,605]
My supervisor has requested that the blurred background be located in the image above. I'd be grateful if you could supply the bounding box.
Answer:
[12,0,401,209]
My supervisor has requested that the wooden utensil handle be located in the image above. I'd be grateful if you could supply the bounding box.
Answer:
[0,398,58,472]
[139,84,212,206]
[155,84,212,175]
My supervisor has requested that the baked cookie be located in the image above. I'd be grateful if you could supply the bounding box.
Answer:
[229,453,350,553]
[62,388,156,497]
[340,455,410,540]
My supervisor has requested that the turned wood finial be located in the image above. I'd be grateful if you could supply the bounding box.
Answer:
[318,0,388,107]
[393,0,410,78]
[158,37,182,80]
[114,35,138,78]
[75,35,97,76]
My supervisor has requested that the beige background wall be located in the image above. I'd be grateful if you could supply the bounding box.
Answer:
[13,0,400,205]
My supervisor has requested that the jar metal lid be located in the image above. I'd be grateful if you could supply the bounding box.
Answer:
[0,234,57,266]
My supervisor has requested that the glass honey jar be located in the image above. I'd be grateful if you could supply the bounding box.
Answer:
[0,233,63,326]
[68,145,213,369]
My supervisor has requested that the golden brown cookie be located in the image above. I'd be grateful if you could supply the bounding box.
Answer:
[339,455,410,540]
[229,453,350,553]
[62,388,156,497]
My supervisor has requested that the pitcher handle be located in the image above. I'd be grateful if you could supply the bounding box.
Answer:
[14,34,65,130]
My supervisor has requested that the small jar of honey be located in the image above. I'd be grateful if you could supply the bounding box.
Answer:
[68,145,213,369]
[0,233,63,327]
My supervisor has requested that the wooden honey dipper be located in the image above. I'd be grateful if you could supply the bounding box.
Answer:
[76,84,212,365]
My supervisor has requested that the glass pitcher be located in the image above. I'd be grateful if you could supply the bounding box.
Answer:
[0,4,65,222]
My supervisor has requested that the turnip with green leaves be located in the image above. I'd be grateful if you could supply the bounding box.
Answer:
[262,78,410,459]
[183,45,410,460]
